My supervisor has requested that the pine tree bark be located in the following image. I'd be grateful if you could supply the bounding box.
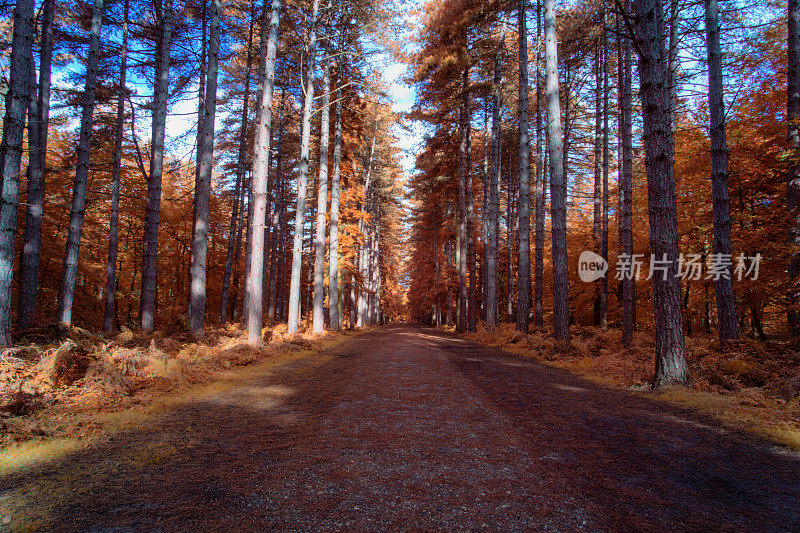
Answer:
[457,66,469,333]
[486,19,507,331]
[534,0,546,327]
[140,0,173,332]
[545,0,569,342]
[667,0,679,134]
[329,85,344,330]
[17,0,53,331]
[506,172,515,323]
[312,55,332,334]
[593,41,603,326]
[601,30,610,330]
[633,0,689,386]
[705,0,738,341]
[188,0,221,333]
[516,0,531,333]
[246,0,282,343]
[221,2,255,324]
[465,77,477,333]
[103,0,128,333]
[356,122,377,327]
[789,0,800,335]
[618,4,635,346]
[0,0,35,347]
[57,0,104,326]
[268,91,286,319]
[288,0,321,334]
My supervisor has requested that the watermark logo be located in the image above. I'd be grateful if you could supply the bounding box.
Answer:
[578,251,762,282]
[578,251,608,283]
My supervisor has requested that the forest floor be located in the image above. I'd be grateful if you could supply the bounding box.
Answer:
[460,323,800,452]
[0,320,358,456]
[1,325,799,531]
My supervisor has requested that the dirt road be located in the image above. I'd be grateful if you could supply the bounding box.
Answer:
[2,325,799,531]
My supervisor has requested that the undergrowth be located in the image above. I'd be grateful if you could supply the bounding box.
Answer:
[0,319,358,452]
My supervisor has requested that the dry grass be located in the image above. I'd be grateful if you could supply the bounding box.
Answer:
[0,321,362,464]
[460,322,800,451]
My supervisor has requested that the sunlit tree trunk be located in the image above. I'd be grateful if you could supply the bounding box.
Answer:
[329,86,344,330]
[545,0,569,342]
[17,0,53,331]
[103,0,128,333]
[516,0,531,333]
[57,0,104,326]
[633,0,689,386]
[312,54,332,334]
[140,0,173,332]
[268,91,286,320]
[0,0,35,346]
[356,122,377,327]
[221,3,255,324]
[288,0,321,335]
[246,0,282,343]
[705,0,738,341]
[188,0,221,333]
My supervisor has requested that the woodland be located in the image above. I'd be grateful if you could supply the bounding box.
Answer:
[0,0,799,453]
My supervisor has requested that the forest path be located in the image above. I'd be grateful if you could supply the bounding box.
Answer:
[2,325,800,531]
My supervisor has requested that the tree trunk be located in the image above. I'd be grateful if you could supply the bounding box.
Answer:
[245,0,282,343]
[278,180,288,321]
[633,0,689,386]
[188,0,221,333]
[506,171,515,323]
[446,238,454,325]
[17,0,53,331]
[356,122,377,327]
[601,29,609,330]
[544,0,569,342]
[465,81,477,333]
[287,0,320,334]
[789,0,800,335]
[457,66,469,333]
[312,54,332,334]
[329,85,344,330]
[516,0,531,333]
[618,4,635,346]
[593,40,602,326]
[481,104,489,323]
[667,0,679,134]
[57,0,104,326]
[221,2,255,324]
[486,19,507,332]
[704,0,738,341]
[534,0,545,327]
[268,91,286,320]
[140,0,173,332]
[103,0,128,333]
[0,0,35,346]
[306,159,316,318]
